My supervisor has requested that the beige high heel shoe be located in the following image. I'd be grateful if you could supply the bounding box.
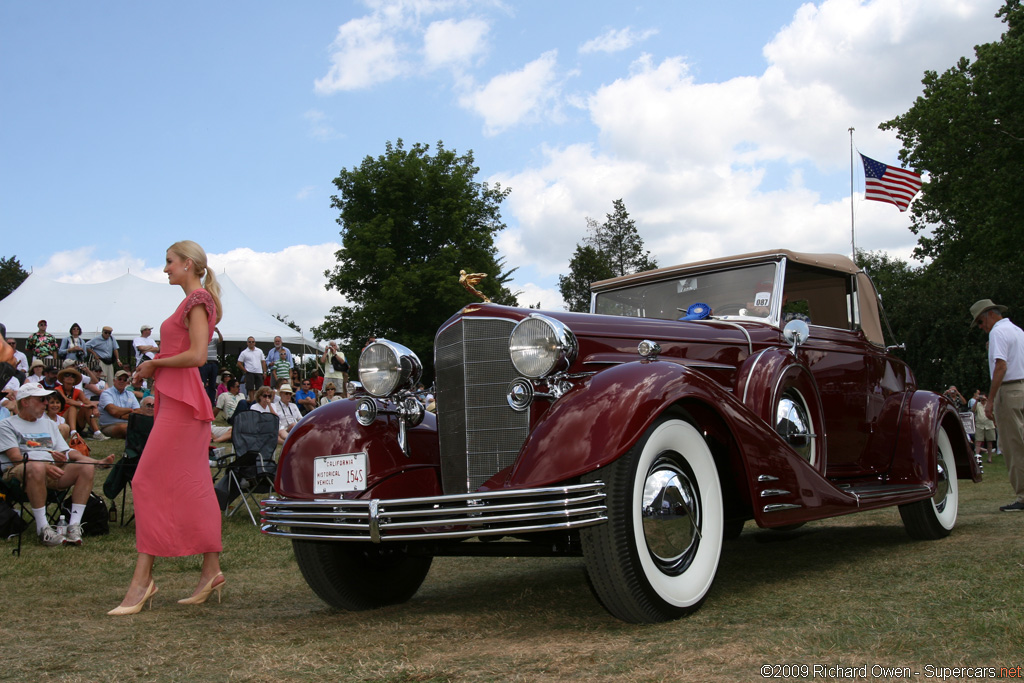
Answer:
[107,580,158,616]
[178,572,226,605]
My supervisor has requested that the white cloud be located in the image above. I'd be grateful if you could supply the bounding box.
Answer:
[296,186,317,201]
[36,244,343,338]
[458,50,560,135]
[579,27,658,54]
[423,18,490,69]
[494,0,1004,283]
[315,14,406,92]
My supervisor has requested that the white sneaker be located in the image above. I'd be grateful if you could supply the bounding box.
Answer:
[64,523,84,546]
[38,526,66,547]
[88,431,111,441]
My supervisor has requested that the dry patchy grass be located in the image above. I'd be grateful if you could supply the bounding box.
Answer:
[3,443,1022,682]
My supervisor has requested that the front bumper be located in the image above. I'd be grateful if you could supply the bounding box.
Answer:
[260,482,607,543]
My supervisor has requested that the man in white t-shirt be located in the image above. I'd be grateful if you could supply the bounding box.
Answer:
[0,383,98,546]
[972,299,1024,512]
[133,325,159,367]
[237,337,266,401]
[8,337,28,373]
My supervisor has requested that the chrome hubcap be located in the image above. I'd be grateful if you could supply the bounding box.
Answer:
[641,455,701,575]
[776,391,814,463]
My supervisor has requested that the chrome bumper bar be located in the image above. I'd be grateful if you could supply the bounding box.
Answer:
[260,482,607,543]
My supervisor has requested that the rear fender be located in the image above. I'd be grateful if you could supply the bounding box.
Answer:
[888,391,980,486]
[274,400,441,500]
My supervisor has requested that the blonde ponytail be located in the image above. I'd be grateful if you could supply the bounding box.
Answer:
[168,240,223,324]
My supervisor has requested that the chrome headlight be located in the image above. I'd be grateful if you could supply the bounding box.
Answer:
[509,314,577,379]
[357,340,422,397]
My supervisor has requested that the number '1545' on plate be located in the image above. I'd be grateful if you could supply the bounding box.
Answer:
[313,453,367,494]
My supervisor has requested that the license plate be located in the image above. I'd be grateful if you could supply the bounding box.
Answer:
[313,452,367,494]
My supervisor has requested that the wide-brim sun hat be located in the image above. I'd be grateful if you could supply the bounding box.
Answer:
[970,299,1008,326]
[57,367,83,384]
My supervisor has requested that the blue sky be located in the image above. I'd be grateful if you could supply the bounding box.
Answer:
[0,0,1007,335]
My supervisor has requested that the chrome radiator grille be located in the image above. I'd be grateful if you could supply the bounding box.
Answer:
[435,317,528,493]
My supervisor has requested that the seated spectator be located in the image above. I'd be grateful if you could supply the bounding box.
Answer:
[44,390,72,441]
[132,324,159,367]
[8,337,29,373]
[59,323,88,367]
[138,396,156,417]
[250,386,277,416]
[81,365,106,403]
[0,383,99,546]
[214,379,244,422]
[41,365,59,391]
[129,375,151,402]
[97,370,141,439]
[289,367,301,389]
[310,372,324,392]
[57,366,107,440]
[294,379,317,415]
[274,384,302,445]
[319,382,343,406]
[216,371,233,398]
[25,319,59,367]
[211,424,232,443]
[25,359,44,384]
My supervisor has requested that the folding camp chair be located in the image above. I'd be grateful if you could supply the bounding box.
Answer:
[2,462,74,556]
[102,412,154,526]
[214,411,278,525]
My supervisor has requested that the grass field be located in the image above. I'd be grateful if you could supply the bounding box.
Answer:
[2,439,1022,682]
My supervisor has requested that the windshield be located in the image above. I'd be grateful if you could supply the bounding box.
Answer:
[593,263,779,321]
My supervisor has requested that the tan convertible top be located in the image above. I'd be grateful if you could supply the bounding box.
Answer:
[590,249,885,347]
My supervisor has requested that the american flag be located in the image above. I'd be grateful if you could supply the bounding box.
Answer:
[860,154,922,212]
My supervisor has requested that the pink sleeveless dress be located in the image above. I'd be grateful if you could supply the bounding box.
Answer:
[132,288,222,556]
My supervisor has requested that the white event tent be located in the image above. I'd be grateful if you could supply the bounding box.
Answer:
[0,272,318,361]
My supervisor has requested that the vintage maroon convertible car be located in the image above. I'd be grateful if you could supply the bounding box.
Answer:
[261,250,980,623]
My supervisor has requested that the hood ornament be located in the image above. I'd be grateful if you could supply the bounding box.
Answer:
[459,270,491,303]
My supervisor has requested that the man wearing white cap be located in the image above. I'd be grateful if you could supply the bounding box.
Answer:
[133,324,159,367]
[0,383,98,545]
[972,298,1024,512]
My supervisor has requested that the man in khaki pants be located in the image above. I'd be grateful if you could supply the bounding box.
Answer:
[972,299,1024,511]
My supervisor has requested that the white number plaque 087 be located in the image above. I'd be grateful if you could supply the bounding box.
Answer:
[313,452,367,494]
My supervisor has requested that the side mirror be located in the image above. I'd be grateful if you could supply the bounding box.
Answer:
[783,320,810,354]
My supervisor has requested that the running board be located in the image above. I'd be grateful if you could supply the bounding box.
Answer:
[836,483,931,503]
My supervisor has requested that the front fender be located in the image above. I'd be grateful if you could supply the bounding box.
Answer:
[274,400,442,500]
[503,360,739,488]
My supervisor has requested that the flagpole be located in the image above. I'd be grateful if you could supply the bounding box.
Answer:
[849,127,856,260]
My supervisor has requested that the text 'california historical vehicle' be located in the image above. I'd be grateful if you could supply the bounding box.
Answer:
[261,250,980,623]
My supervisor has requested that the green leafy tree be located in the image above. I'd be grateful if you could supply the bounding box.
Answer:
[881,0,1024,269]
[558,244,613,312]
[314,140,517,381]
[558,199,656,312]
[0,255,28,301]
[274,313,302,334]
[876,1,1024,394]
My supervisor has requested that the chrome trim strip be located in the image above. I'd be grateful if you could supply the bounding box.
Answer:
[260,482,608,543]
[759,488,791,498]
[741,348,772,404]
[757,474,779,482]
[763,503,802,512]
[711,320,753,356]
